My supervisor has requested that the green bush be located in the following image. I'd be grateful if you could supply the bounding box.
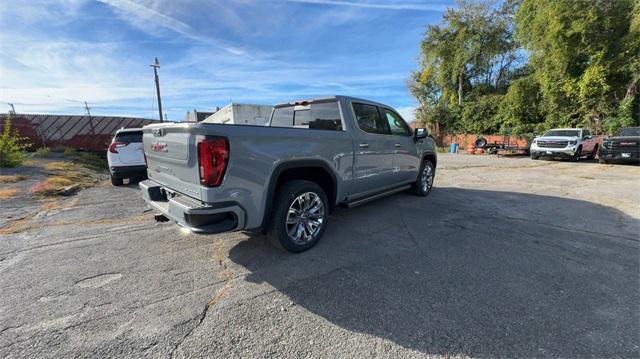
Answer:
[35,147,50,158]
[0,116,31,167]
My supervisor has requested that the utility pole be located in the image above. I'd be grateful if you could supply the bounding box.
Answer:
[83,101,96,136]
[8,103,15,114]
[150,57,164,122]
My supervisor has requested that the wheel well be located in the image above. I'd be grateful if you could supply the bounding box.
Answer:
[260,164,337,233]
[275,167,336,209]
[423,153,437,168]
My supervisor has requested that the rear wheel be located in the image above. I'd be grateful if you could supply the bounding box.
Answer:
[411,159,435,196]
[269,180,329,253]
[531,154,539,160]
[110,175,123,186]
[599,157,609,164]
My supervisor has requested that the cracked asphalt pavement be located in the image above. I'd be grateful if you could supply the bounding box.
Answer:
[1,154,639,358]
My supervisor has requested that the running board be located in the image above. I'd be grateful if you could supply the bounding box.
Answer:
[344,185,411,208]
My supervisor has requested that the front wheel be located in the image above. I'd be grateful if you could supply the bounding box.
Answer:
[572,146,582,162]
[269,180,329,253]
[411,160,435,196]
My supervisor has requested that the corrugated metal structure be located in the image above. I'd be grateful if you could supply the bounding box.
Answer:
[0,113,158,152]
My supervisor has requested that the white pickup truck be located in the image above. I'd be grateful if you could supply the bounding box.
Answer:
[530,128,598,161]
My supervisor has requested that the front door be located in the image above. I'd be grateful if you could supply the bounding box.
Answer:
[380,108,420,182]
[351,102,397,195]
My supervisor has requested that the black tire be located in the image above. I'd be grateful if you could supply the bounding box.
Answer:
[411,159,435,196]
[587,144,598,160]
[531,155,539,160]
[110,175,123,186]
[268,180,329,253]
[572,146,582,162]
[598,157,608,164]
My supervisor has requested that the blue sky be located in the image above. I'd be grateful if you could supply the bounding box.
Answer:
[0,0,453,122]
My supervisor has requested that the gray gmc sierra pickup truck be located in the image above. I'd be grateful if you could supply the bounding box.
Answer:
[140,96,437,252]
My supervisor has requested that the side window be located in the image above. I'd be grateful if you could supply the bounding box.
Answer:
[382,109,410,136]
[583,129,591,137]
[270,101,343,131]
[353,103,388,135]
[309,102,342,131]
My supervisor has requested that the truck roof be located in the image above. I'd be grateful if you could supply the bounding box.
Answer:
[548,128,585,131]
[274,95,390,109]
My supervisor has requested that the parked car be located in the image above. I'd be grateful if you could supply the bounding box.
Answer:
[139,96,437,252]
[107,128,147,186]
[530,128,598,161]
[599,127,640,165]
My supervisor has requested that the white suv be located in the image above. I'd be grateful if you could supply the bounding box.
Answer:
[530,128,598,161]
[107,128,147,186]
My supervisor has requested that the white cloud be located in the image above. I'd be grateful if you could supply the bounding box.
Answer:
[283,0,447,11]
[96,0,247,55]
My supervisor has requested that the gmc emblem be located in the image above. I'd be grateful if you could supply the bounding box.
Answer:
[151,142,168,152]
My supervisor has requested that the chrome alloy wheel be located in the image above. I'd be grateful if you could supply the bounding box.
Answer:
[421,163,434,193]
[286,192,325,245]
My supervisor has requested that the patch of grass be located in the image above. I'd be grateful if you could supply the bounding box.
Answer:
[0,188,20,200]
[0,217,35,234]
[34,147,50,158]
[74,152,108,171]
[577,175,596,180]
[0,174,27,183]
[62,147,76,156]
[30,161,100,197]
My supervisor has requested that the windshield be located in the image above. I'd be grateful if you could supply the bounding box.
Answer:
[618,128,640,136]
[543,130,580,137]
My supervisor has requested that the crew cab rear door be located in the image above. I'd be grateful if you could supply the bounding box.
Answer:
[350,102,398,194]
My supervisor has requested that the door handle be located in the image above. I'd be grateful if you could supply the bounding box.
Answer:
[394,143,402,148]
[359,143,369,148]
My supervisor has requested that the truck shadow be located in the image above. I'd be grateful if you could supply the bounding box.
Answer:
[228,187,639,357]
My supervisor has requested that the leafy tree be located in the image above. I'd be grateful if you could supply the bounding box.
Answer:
[515,0,638,133]
[0,115,30,167]
[411,0,521,137]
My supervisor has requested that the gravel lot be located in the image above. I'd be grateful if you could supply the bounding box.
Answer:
[1,154,638,358]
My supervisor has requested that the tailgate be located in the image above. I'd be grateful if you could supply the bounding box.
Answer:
[143,122,202,199]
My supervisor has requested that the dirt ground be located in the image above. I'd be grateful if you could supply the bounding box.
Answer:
[1,154,638,358]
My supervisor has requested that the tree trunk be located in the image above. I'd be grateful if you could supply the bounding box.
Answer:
[458,71,464,106]
[626,72,639,98]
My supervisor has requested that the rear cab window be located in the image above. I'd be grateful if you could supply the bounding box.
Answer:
[114,131,143,143]
[270,101,343,131]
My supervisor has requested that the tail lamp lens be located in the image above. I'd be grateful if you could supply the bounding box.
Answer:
[108,142,128,153]
[197,137,229,187]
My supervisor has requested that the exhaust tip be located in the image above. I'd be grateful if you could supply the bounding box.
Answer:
[154,214,169,222]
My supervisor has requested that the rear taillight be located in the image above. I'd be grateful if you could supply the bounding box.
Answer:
[197,137,229,187]
[108,142,128,154]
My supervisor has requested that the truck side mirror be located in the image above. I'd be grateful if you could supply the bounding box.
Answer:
[414,128,428,141]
